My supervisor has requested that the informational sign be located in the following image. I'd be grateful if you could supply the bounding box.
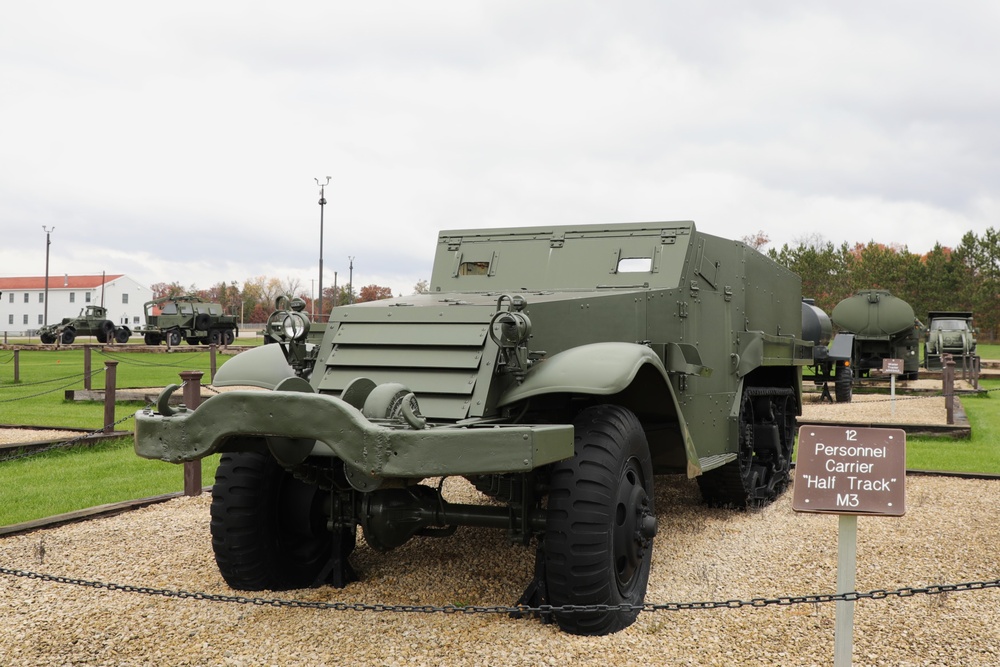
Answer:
[882,358,904,375]
[792,425,906,516]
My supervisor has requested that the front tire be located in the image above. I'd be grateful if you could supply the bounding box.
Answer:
[835,362,853,403]
[543,405,656,635]
[210,452,352,591]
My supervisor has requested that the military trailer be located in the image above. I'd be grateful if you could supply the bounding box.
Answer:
[801,298,852,402]
[38,304,131,345]
[924,311,977,370]
[828,290,922,401]
[135,221,813,635]
[135,295,238,346]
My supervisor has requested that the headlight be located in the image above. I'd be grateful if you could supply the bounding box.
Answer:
[282,312,310,341]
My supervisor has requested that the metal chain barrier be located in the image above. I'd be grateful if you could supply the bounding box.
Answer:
[0,566,997,617]
[0,369,103,391]
[98,349,210,368]
[0,369,106,403]
[806,384,1000,407]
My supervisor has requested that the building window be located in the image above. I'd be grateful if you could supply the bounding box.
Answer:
[39,292,44,303]
[133,316,140,324]
[122,293,129,304]
[70,292,76,303]
[23,314,28,325]
[7,292,12,303]
[85,292,92,303]
[38,314,43,325]
[7,315,12,325]
[24,293,29,303]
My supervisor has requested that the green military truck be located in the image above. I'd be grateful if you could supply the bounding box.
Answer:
[828,289,923,401]
[924,311,977,370]
[38,305,131,345]
[135,295,238,346]
[136,221,813,635]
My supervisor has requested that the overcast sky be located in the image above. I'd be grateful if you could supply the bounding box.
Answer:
[2,2,998,298]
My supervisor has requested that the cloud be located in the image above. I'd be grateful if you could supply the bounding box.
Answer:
[2,2,998,299]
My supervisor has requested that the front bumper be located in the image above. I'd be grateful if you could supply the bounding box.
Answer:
[134,389,574,479]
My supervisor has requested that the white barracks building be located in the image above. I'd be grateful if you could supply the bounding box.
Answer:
[0,274,152,335]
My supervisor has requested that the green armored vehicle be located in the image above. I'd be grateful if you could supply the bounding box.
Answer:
[924,311,977,369]
[136,295,238,346]
[38,304,131,345]
[136,221,813,635]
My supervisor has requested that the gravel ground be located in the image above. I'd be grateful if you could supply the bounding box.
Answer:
[801,391,948,425]
[1,474,998,666]
[0,429,84,446]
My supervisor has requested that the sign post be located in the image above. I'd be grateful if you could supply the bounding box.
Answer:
[882,358,904,418]
[793,425,907,666]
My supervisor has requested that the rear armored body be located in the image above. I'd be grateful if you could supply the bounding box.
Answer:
[136,221,812,634]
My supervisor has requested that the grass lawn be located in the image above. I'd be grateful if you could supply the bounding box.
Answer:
[1,345,998,526]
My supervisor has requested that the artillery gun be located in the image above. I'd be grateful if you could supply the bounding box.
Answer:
[135,221,813,635]
[38,304,131,345]
[135,295,238,346]
[828,290,922,402]
[924,311,977,370]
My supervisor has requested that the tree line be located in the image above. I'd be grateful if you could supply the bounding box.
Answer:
[761,227,1000,341]
[149,276,419,324]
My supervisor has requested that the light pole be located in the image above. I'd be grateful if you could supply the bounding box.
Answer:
[348,256,354,304]
[315,176,330,321]
[42,226,54,326]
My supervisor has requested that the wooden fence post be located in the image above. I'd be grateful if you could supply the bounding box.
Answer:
[84,345,92,390]
[14,349,19,383]
[942,354,955,426]
[103,360,118,433]
[210,344,217,384]
[180,370,205,496]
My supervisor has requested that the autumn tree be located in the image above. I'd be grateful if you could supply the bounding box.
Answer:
[741,230,770,250]
[358,284,393,302]
[149,282,187,300]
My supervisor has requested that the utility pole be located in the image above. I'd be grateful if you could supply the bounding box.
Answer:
[348,256,354,304]
[315,176,330,321]
[42,226,54,326]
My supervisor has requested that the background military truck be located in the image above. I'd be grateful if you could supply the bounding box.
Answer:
[38,305,131,345]
[924,311,977,370]
[136,221,813,635]
[135,295,238,346]
[828,289,922,402]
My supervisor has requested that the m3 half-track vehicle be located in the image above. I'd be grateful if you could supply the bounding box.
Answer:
[135,295,238,346]
[924,311,977,370]
[38,304,131,345]
[135,221,814,635]
[827,289,923,402]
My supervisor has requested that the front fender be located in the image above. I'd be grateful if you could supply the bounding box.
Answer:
[498,342,702,477]
[499,342,668,404]
[213,343,311,389]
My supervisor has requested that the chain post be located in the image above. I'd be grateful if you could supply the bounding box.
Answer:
[180,370,205,496]
[13,349,19,383]
[210,344,217,384]
[103,360,118,433]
